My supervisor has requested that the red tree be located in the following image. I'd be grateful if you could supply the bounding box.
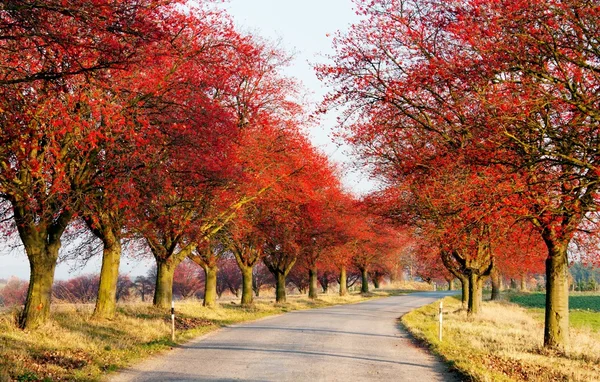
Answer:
[320,0,600,349]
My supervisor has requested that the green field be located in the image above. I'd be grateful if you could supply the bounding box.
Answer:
[508,292,600,331]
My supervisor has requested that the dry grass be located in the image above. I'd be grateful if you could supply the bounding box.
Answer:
[0,293,371,382]
[401,296,600,382]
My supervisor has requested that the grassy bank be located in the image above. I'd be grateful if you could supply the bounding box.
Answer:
[0,293,371,382]
[401,296,600,381]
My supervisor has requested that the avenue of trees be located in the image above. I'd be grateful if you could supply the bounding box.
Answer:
[320,0,600,350]
[2,0,599,355]
[0,0,405,330]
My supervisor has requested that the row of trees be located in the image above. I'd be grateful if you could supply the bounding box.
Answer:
[0,1,405,330]
[320,0,600,350]
[0,257,392,307]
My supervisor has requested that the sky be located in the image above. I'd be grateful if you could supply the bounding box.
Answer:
[0,0,375,281]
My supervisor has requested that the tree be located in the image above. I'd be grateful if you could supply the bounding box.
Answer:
[173,259,205,299]
[217,255,243,298]
[53,275,99,303]
[320,0,600,349]
[252,262,274,297]
[189,238,226,306]
[0,0,195,329]
[134,274,155,303]
[0,277,28,306]
[0,0,173,85]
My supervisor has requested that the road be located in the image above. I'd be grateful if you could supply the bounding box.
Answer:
[110,292,461,382]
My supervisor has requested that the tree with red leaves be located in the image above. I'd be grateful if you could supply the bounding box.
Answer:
[0,277,28,307]
[320,0,600,349]
[0,0,200,329]
[172,259,205,299]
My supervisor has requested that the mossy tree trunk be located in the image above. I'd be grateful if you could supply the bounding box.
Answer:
[93,237,121,319]
[16,206,71,330]
[240,264,254,305]
[83,211,124,320]
[339,266,348,296]
[467,272,482,315]
[447,278,454,291]
[308,266,319,299]
[372,273,381,289]
[19,241,60,329]
[544,241,570,350]
[189,243,222,308]
[263,253,296,304]
[149,243,194,310]
[154,259,176,309]
[441,244,492,316]
[490,267,501,301]
[360,266,369,293]
[459,276,469,307]
[520,273,528,292]
[229,242,262,306]
[203,264,218,307]
[275,272,287,303]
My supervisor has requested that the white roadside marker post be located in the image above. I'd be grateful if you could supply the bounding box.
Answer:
[438,300,443,342]
[171,300,175,342]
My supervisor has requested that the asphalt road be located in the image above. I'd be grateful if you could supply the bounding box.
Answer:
[110,292,461,382]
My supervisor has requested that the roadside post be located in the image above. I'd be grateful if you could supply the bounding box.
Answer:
[171,300,175,342]
[438,300,443,342]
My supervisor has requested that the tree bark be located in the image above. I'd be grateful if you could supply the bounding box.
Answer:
[372,274,381,289]
[339,266,348,296]
[240,265,253,305]
[491,267,501,301]
[459,276,469,308]
[19,242,60,329]
[467,272,481,315]
[154,260,176,309]
[275,272,287,303]
[544,245,570,350]
[203,264,218,307]
[308,266,318,299]
[360,267,369,293]
[520,273,528,292]
[93,238,121,319]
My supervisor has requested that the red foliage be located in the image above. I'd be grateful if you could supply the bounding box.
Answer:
[53,275,99,303]
[173,259,205,299]
[0,277,28,306]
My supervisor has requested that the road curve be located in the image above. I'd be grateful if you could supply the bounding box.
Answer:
[110,292,461,382]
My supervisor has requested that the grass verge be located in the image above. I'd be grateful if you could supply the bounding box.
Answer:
[0,293,380,381]
[401,296,600,382]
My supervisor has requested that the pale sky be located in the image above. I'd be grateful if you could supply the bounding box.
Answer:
[0,0,375,281]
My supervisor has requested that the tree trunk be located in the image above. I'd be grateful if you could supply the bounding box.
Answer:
[240,265,253,305]
[308,266,318,299]
[339,266,348,296]
[459,276,469,308]
[372,274,381,289]
[360,267,369,294]
[93,239,121,319]
[520,273,528,292]
[275,272,287,303]
[448,279,454,291]
[19,241,60,329]
[203,264,218,307]
[491,268,501,301]
[153,260,175,309]
[467,273,481,315]
[544,246,570,350]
